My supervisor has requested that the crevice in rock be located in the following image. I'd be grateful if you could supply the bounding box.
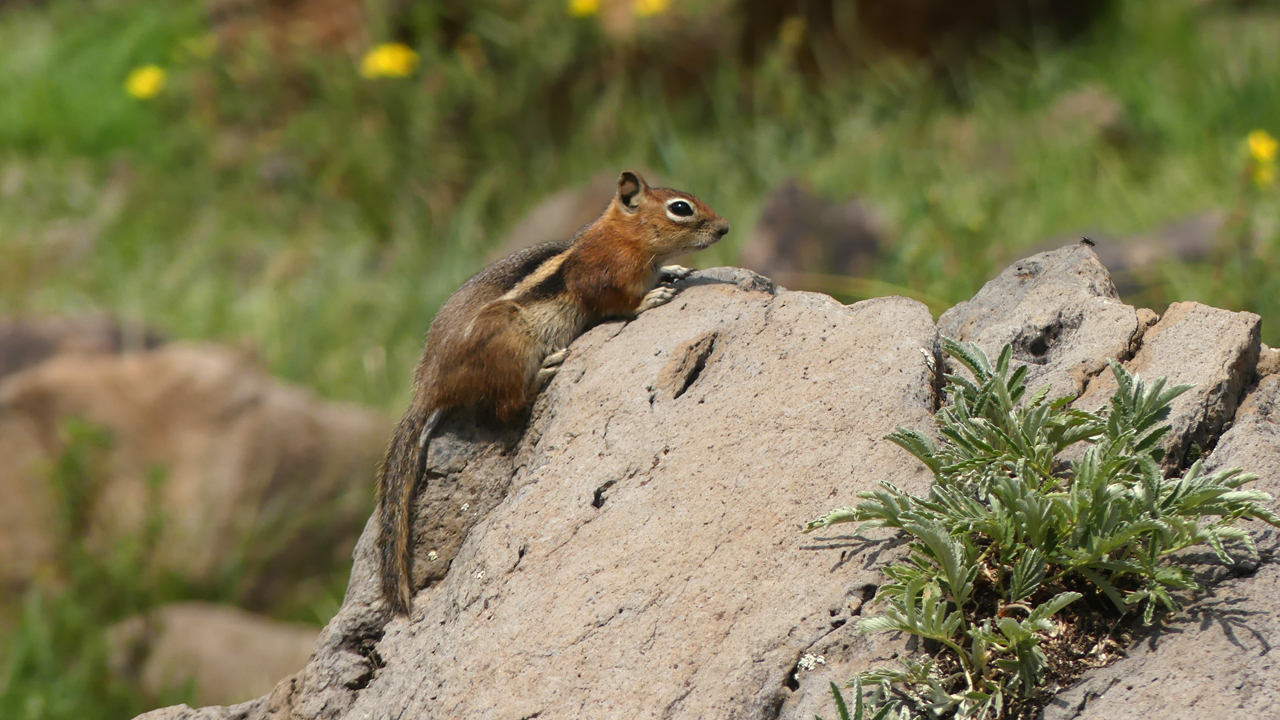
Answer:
[656,332,719,401]
[338,622,386,691]
[783,663,801,691]
[659,687,694,720]
[761,692,788,720]
[1065,309,1157,399]
[929,333,945,413]
[676,335,715,399]
[591,479,616,508]
[1011,312,1083,366]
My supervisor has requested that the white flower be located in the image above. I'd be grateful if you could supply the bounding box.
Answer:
[797,653,826,671]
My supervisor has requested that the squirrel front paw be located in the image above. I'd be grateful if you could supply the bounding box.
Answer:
[636,285,678,313]
[658,265,692,283]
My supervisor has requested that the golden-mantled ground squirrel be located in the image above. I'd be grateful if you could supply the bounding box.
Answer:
[377,171,730,613]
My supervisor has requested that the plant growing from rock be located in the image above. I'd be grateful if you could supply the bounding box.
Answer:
[805,340,1280,720]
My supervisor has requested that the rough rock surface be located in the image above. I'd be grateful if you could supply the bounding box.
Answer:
[939,241,1147,400]
[109,602,319,707]
[0,343,389,610]
[138,247,1280,720]
[1076,301,1261,468]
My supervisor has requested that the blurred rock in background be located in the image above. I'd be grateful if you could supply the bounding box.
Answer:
[737,180,888,289]
[108,602,318,707]
[0,315,163,381]
[850,0,1110,59]
[0,336,390,614]
[1023,212,1226,299]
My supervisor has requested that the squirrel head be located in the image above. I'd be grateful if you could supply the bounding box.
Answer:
[609,171,730,262]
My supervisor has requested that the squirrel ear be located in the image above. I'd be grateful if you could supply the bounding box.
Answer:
[616,171,647,212]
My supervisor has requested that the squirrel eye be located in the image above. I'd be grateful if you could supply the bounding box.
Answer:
[668,200,694,217]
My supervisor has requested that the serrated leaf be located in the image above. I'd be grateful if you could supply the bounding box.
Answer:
[1028,592,1083,624]
[1078,566,1127,612]
[1009,548,1046,601]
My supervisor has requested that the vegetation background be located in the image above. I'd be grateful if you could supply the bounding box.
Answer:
[0,0,1277,718]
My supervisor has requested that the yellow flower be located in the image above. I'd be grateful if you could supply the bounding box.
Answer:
[125,65,166,99]
[1248,129,1278,164]
[634,0,671,17]
[568,0,599,16]
[1255,161,1276,188]
[360,43,419,79]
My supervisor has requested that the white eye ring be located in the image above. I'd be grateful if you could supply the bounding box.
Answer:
[666,199,695,221]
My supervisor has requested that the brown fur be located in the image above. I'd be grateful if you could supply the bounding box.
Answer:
[377,171,729,613]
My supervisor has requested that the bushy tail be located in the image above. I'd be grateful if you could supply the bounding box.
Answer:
[376,405,444,615]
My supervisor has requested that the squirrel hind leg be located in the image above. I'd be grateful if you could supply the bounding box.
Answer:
[452,299,540,422]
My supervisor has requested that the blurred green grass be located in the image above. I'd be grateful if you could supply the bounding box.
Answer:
[2,0,1278,412]
[1,0,1279,717]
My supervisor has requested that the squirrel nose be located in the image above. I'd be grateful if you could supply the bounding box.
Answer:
[715,220,730,238]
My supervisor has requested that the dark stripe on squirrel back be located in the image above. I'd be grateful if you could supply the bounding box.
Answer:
[473,240,571,294]
[522,268,568,302]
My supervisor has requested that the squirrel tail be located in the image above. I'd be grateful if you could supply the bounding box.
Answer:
[376,404,444,615]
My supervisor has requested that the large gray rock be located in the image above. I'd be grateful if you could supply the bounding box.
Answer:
[141,268,942,720]
[940,250,1275,720]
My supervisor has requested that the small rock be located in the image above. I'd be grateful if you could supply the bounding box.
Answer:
[109,602,318,707]
[1077,301,1261,470]
[938,241,1143,399]
[1257,344,1280,377]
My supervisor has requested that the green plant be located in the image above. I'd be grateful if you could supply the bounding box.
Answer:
[805,340,1279,720]
[820,678,909,720]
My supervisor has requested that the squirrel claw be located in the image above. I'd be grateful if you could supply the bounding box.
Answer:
[541,348,569,368]
[636,285,678,313]
[536,348,569,388]
[535,365,559,388]
[659,265,692,283]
